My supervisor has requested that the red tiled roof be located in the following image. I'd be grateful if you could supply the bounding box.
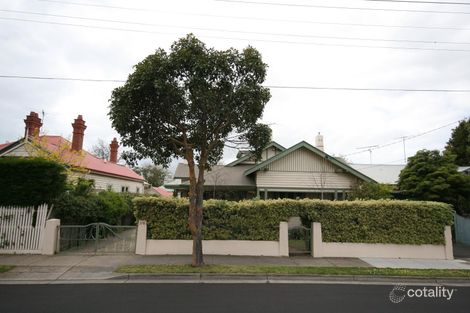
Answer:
[0,136,144,181]
[153,186,172,197]
[0,142,12,150]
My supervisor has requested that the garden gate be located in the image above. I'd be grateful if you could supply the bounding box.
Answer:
[455,214,470,246]
[59,223,137,254]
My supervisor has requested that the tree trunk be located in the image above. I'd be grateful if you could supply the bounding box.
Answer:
[186,150,205,267]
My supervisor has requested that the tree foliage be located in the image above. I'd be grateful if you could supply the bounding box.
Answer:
[53,178,132,225]
[445,118,470,166]
[398,149,470,214]
[348,182,393,200]
[108,34,271,265]
[90,138,110,160]
[0,157,67,206]
[133,163,169,187]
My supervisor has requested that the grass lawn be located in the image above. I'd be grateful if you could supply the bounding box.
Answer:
[116,264,470,278]
[0,265,14,273]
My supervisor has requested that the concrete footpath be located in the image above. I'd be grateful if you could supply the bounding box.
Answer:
[0,254,470,285]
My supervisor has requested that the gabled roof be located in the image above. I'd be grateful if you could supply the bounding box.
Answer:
[0,136,144,182]
[173,163,256,187]
[226,141,286,167]
[244,140,376,183]
[349,163,405,184]
[0,142,12,151]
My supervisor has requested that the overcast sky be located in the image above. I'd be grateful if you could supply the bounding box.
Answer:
[0,0,469,172]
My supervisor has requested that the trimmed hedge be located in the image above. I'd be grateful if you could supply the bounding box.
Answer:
[133,198,454,245]
[0,157,67,206]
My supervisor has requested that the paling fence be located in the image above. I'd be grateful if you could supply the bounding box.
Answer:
[0,204,48,254]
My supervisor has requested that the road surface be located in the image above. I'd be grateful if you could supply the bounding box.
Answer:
[0,283,468,313]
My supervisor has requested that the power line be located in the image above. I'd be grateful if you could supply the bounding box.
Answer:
[3,17,470,52]
[3,9,470,45]
[265,85,470,92]
[362,0,470,5]
[216,0,470,14]
[343,120,460,157]
[2,75,470,94]
[32,1,470,31]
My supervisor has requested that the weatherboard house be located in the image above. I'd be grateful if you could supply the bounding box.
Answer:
[167,134,387,201]
[0,112,145,193]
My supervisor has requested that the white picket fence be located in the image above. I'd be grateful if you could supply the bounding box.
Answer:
[0,204,48,254]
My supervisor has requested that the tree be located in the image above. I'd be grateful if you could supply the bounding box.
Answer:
[398,149,470,214]
[134,163,169,187]
[348,182,393,200]
[91,138,110,160]
[108,34,271,266]
[445,118,470,166]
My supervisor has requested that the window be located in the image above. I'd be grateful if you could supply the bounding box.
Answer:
[121,186,129,192]
[136,187,140,193]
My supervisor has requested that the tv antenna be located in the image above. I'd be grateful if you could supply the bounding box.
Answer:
[356,145,379,164]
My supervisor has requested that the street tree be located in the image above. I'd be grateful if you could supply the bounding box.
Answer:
[398,149,470,214]
[108,34,272,266]
[445,118,470,166]
[134,163,169,187]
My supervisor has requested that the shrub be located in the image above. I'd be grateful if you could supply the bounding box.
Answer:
[53,179,134,225]
[0,157,67,206]
[133,198,454,245]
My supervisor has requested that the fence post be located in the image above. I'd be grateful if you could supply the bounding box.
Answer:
[278,221,289,257]
[41,219,60,255]
[444,226,454,260]
[135,220,147,255]
[311,222,322,258]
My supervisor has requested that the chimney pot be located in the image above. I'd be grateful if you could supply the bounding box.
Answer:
[71,115,86,151]
[24,111,42,138]
[109,137,119,163]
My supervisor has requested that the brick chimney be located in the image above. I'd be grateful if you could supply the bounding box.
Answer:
[109,137,119,163]
[71,115,86,151]
[24,111,42,137]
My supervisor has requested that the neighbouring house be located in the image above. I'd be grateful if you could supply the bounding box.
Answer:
[0,112,145,193]
[166,134,377,200]
[144,185,173,197]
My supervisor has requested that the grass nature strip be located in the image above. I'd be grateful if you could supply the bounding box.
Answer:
[116,265,470,278]
[0,265,14,273]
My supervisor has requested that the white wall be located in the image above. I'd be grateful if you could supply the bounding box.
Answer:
[87,172,144,194]
[311,222,454,260]
[136,221,289,257]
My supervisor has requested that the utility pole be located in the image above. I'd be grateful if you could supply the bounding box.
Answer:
[396,136,408,163]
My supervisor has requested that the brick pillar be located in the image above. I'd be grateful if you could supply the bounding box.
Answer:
[71,115,86,151]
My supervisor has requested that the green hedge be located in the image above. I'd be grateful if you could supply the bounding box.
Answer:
[133,198,454,245]
[0,157,67,206]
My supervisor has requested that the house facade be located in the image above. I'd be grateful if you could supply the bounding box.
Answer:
[167,137,376,201]
[0,112,145,193]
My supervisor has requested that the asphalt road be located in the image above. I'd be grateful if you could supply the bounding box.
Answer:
[0,283,469,313]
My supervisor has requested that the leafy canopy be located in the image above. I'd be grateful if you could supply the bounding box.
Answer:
[133,163,170,187]
[109,34,272,167]
[398,149,470,214]
[445,118,470,166]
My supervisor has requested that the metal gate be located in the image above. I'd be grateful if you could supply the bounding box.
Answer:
[288,226,311,255]
[59,223,137,254]
[455,214,470,246]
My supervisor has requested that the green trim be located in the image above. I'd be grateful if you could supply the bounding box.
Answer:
[0,139,24,156]
[244,141,376,183]
[226,141,286,167]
